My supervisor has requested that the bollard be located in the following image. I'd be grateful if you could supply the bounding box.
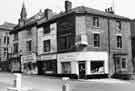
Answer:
[7,73,32,91]
[13,80,16,87]
[14,73,22,89]
[62,83,69,91]
[62,77,70,91]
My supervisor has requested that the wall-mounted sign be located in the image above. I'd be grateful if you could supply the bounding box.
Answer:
[40,54,56,61]
[21,54,36,63]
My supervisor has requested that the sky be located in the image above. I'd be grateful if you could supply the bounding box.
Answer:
[0,0,134,24]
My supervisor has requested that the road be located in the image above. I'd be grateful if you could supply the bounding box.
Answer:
[0,72,134,91]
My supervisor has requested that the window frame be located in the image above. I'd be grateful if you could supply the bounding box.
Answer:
[43,40,51,52]
[121,58,127,69]
[14,33,18,41]
[93,16,99,27]
[13,43,18,53]
[61,62,71,74]
[116,35,122,48]
[116,20,121,30]
[43,25,50,34]
[93,33,100,48]
[58,33,73,51]
[26,40,32,52]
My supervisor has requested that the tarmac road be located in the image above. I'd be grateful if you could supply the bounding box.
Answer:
[0,72,134,91]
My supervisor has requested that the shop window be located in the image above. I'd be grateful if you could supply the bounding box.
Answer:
[61,62,71,74]
[117,36,122,48]
[40,60,57,74]
[93,16,99,27]
[91,61,104,74]
[43,40,50,52]
[26,40,32,52]
[122,58,126,69]
[93,33,100,47]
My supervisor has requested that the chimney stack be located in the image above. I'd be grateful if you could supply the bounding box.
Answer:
[65,0,72,12]
[44,8,53,20]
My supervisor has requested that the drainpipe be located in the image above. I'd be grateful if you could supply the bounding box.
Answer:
[107,17,111,77]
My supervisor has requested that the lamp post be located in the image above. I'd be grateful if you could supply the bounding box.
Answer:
[19,50,22,73]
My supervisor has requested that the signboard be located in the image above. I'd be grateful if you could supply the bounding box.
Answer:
[58,52,108,62]
[40,54,56,61]
[21,53,36,63]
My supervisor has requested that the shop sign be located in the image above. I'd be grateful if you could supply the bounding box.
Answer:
[58,52,108,62]
[22,54,36,63]
[40,54,56,60]
[58,52,80,61]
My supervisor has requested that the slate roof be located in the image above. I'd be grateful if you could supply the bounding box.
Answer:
[12,6,131,33]
[0,22,16,31]
[38,6,131,26]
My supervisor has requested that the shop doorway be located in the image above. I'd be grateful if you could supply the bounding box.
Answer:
[79,61,86,79]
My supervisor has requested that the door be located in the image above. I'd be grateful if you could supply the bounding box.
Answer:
[79,61,86,79]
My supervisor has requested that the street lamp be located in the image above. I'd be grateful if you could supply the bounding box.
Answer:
[18,50,22,73]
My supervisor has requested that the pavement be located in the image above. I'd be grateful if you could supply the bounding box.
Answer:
[0,72,134,91]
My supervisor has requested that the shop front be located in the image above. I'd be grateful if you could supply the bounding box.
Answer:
[37,54,57,75]
[113,53,128,73]
[21,53,37,74]
[57,51,108,78]
[9,54,21,72]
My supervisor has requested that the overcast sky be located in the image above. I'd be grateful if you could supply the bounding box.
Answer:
[0,0,134,24]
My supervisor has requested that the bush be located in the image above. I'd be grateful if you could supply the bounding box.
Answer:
[111,73,132,80]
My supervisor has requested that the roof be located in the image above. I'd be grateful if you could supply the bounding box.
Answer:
[12,6,131,33]
[13,10,44,32]
[0,22,16,31]
[38,6,131,26]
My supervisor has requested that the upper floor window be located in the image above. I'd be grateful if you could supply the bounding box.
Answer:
[93,33,100,47]
[27,28,32,35]
[116,20,121,30]
[13,43,18,53]
[7,36,9,45]
[26,40,32,52]
[117,36,122,48]
[4,36,6,44]
[4,48,7,57]
[43,25,50,34]
[59,34,73,50]
[43,40,50,52]
[0,39,1,46]
[93,16,99,27]
[14,33,18,40]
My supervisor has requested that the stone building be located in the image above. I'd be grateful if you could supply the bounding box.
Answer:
[10,3,44,73]
[130,19,135,73]
[10,1,133,78]
[0,22,15,71]
[37,1,133,78]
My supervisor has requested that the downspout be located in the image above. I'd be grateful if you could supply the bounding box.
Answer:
[107,17,111,77]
